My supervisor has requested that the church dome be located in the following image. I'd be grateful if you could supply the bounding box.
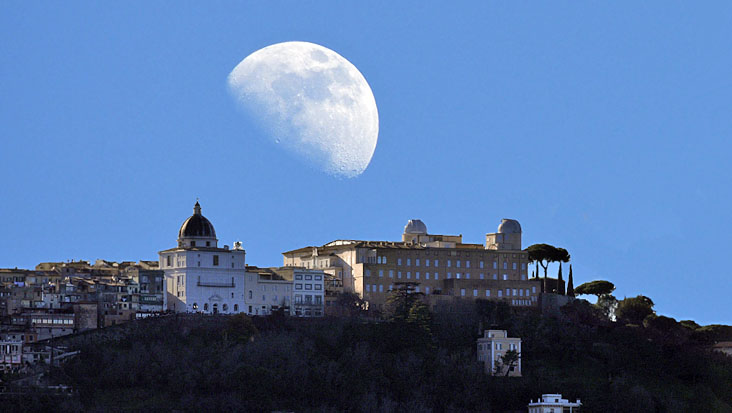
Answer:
[497,219,521,234]
[404,219,427,234]
[178,202,217,239]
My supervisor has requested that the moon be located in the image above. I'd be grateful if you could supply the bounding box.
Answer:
[227,41,379,178]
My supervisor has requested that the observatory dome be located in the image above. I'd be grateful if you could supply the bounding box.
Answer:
[404,219,427,234]
[497,219,522,234]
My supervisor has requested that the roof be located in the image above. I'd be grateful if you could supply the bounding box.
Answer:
[178,202,216,239]
[282,239,510,255]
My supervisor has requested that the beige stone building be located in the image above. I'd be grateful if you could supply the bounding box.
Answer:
[477,329,522,376]
[282,218,541,311]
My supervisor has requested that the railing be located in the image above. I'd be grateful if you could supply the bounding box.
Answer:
[196,281,235,288]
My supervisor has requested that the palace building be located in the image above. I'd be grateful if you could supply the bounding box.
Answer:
[282,218,542,311]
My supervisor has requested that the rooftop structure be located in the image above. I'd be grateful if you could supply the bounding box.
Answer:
[528,394,581,412]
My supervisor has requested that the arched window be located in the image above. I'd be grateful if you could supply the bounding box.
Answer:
[192,303,198,310]
[204,303,209,311]
[223,304,228,312]
[234,304,238,312]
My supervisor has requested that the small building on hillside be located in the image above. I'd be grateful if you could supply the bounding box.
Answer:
[712,341,732,357]
[528,394,581,412]
[476,329,522,376]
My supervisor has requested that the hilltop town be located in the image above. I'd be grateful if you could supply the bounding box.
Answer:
[1,203,731,411]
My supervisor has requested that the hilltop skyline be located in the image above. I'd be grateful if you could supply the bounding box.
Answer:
[2,3,732,325]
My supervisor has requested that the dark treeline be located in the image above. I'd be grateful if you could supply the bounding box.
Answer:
[4,299,732,412]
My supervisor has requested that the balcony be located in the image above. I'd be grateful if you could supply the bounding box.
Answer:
[196,281,235,288]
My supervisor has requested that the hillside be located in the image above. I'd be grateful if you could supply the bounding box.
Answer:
[3,299,732,412]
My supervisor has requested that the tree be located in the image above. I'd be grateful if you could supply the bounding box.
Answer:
[385,282,423,322]
[616,295,655,325]
[334,292,367,317]
[575,280,617,321]
[495,349,520,377]
[566,264,575,297]
[574,280,615,297]
[557,263,564,295]
[526,244,570,283]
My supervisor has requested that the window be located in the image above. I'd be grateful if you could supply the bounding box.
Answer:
[486,289,490,297]
[456,273,461,279]
[434,259,439,267]
[426,287,430,294]
[506,288,510,296]
[416,272,420,279]
[532,286,536,293]
[204,303,209,311]
[426,259,430,266]
[315,275,322,280]
[315,284,322,290]
[466,273,470,279]
[503,262,508,269]
[248,291,253,299]
[206,241,210,247]
[447,272,451,279]
[456,260,461,268]
[447,260,451,267]
[434,272,439,280]
[407,272,411,279]
[480,273,485,280]
[305,275,312,280]
[498,290,502,297]
[166,256,172,267]
[398,271,402,279]
[389,270,394,278]
[366,285,370,292]
[379,270,383,278]
[425,272,430,280]
[480,261,484,269]
[407,258,411,266]
[519,289,523,296]
[234,304,238,311]
[379,285,383,292]
[503,274,508,281]
[493,261,497,269]
[398,258,402,266]
[305,284,312,290]
[416,259,420,266]
[473,289,478,297]
[223,304,228,311]
[191,241,196,247]
[295,274,302,280]
[383,257,387,264]
[366,269,371,277]
[415,286,420,293]
[513,289,518,296]
[512,263,517,270]
[460,288,466,296]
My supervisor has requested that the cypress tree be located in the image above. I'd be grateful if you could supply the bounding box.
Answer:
[567,264,575,297]
[557,262,564,295]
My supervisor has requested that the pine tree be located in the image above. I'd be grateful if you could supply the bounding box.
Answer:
[567,264,575,297]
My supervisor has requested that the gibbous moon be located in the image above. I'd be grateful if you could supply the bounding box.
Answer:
[227,41,379,178]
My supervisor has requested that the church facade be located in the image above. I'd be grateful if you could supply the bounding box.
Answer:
[159,202,247,314]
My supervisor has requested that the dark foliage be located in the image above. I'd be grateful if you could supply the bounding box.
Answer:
[10,302,732,412]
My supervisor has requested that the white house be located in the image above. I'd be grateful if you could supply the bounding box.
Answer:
[159,202,247,314]
[243,266,325,317]
[528,394,581,412]
[476,329,522,376]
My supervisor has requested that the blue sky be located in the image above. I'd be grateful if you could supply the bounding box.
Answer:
[2,2,731,324]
